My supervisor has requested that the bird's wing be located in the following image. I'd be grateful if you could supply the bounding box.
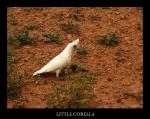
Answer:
[37,54,67,73]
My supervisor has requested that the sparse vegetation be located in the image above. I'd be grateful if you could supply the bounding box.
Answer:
[77,47,87,55]
[70,8,84,21]
[7,7,143,108]
[7,47,28,100]
[7,14,18,26]
[24,24,40,30]
[8,25,38,47]
[45,74,97,108]
[69,63,88,72]
[124,92,143,104]
[89,14,101,22]
[7,47,17,64]
[116,48,124,56]
[7,71,23,100]
[52,13,64,21]
[11,16,18,26]
[43,32,62,44]
[60,21,80,34]
[13,103,25,108]
[96,33,118,46]
[7,47,19,99]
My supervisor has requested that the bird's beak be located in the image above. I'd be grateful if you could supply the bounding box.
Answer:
[73,38,79,46]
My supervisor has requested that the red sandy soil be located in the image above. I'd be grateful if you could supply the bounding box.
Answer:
[7,7,143,108]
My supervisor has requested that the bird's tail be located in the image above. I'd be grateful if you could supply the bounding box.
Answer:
[33,70,40,76]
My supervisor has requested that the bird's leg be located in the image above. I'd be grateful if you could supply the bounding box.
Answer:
[64,66,70,79]
[56,69,61,78]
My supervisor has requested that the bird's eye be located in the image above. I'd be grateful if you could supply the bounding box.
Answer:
[73,45,77,48]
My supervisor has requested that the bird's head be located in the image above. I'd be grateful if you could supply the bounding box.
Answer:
[70,38,80,49]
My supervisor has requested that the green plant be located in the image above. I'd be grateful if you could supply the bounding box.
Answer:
[24,24,40,30]
[11,15,18,26]
[7,47,24,100]
[45,74,97,108]
[7,14,18,26]
[43,32,62,44]
[71,8,84,21]
[7,47,17,64]
[124,92,136,97]
[69,63,88,72]
[89,14,100,22]
[96,33,118,46]
[52,13,64,21]
[8,25,37,47]
[60,21,80,34]
[124,92,143,104]
[77,47,87,55]
[7,73,22,100]
[13,103,25,108]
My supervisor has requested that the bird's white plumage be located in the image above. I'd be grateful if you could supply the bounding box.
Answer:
[33,38,79,77]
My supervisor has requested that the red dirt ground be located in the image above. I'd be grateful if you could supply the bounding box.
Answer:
[7,7,143,108]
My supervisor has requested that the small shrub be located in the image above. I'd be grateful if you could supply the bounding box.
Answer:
[7,47,17,64]
[7,73,22,100]
[69,63,88,72]
[71,8,84,21]
[8,26,36,47]
[7,14,18,26]
[77,47,87,55]
[60,21,80,34]
[11,16,18,26]
[13,104,25,108]
[52,13,64,21]
[24,24,40,30]
[124,92,136,98]
[43,32,62,44]
[96,33,118,46]
[124,92,143,103]
[89,14,101,22]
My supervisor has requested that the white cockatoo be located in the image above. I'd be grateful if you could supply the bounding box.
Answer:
[33,38,79,77]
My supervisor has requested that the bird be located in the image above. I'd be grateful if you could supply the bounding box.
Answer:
[33,38,79,78]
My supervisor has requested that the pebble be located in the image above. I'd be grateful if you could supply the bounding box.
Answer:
[41,56,45,58]
[115,11,120,15]
[23,46,31,49]
[41,97,46,101]
[24,59,28,62]
[128,62,132,66]
[37,48,41,51]
[117,99,121,103]
[33,52,36,55]
[35,81,39,85]
[19,63,24,66]
[67,34,72,39]
[107,78,112,81]
[124,37,129,40]
[137,43,143,46]
[104,79,107,82]
[127,83,131,86]
[32,93,37,96]
[120,15,126,20]
[104,51,107,54]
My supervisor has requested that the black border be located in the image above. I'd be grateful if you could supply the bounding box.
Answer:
[5,0,143,7]
[1,0,146,118]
